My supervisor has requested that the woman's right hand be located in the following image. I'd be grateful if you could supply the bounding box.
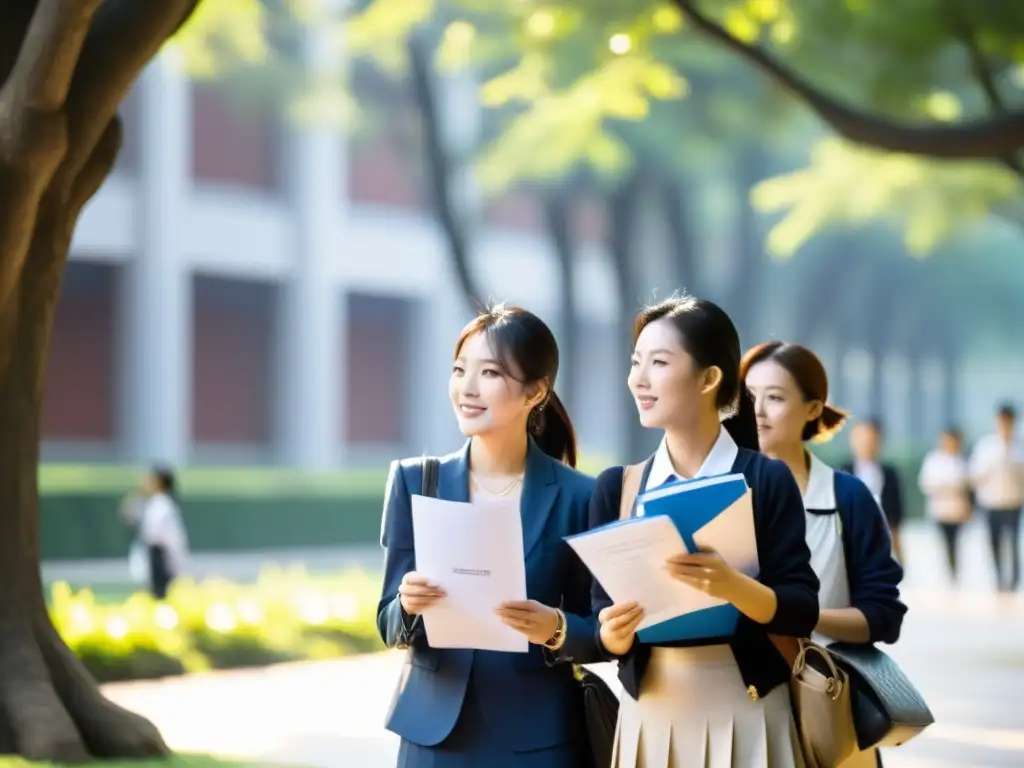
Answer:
[398,571,446,615]
[598,601,644,656]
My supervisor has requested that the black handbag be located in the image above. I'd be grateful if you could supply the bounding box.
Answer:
[826,642,934,750]
[574,665,619,767]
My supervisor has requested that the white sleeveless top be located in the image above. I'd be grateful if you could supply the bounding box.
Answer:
[803,453,850,646]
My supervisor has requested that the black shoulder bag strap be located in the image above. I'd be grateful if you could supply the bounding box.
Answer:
[421,457,440,498]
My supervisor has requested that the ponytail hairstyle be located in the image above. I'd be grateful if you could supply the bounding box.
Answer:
[454,303,578,467]
[739,341,848,443]
[633,296,758,451]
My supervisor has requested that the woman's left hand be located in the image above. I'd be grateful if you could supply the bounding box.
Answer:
[496,600,559,644]
[665,548,740,602]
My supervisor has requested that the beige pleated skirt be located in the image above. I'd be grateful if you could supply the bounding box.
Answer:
[612,645,805,768]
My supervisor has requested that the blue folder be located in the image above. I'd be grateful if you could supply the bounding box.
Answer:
[634,473,751,644]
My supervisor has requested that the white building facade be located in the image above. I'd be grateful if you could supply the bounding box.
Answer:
[51,52,625,471]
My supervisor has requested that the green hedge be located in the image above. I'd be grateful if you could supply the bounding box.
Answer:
[38,449,928,562]
[40,492,385,561]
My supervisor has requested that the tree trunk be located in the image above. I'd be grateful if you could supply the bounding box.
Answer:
[609,168,659,464]
[659,173,698,295]
[407,32,483,312]
[904,350,926,444]
[0,138,168,764]
[938,338,962,427]
[0,0,202,759]
[729,146,769,345]
[541,190,577,411]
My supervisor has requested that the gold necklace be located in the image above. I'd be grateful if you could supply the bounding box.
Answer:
[471,470,524,497]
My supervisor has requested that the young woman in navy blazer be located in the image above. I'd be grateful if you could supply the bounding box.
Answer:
[593,298,819,768]
[743,341,906,767]
[377,304,597,768]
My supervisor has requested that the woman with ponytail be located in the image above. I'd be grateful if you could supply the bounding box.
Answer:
[377,303,597,767]
[743,342,906,767]
[591,296,818,768]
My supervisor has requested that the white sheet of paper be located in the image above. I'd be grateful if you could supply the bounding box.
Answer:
[410,494,528,653]
[691,488,759,578]
[567,515,724,630]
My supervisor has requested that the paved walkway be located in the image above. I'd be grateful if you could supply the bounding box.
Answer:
[99,520,1024,767]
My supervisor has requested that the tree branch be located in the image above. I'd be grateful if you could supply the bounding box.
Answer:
[0,0,100,114]
[59,0,200,185]
[672,0,1024,159]
[67,116,122,219]
[949,8,1024,179]
[0,0,101,168]
[407,31,484,312]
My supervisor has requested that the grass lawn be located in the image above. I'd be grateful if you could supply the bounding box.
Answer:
[0,755,305,768]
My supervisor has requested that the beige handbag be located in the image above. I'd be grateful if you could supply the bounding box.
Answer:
[790,640,858,768]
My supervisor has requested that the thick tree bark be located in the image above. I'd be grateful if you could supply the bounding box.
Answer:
[0,0,201,759]
[672,0,1024,159]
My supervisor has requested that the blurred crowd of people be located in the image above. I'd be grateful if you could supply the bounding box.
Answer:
[860,403,1024,591]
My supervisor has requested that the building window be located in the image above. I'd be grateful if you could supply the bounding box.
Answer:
[344,292,412,444]
[192,275,277,444]
[191,82,280,191]
[41,262,119,442]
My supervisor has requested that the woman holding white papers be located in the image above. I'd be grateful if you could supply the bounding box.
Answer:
[592,297,819,768]
[743,341,906,768]
[377,304,598,768]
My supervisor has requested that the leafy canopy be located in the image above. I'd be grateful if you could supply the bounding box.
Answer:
[176,0,1024,253]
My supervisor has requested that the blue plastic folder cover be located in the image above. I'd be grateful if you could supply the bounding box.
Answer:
[634,473,754,644]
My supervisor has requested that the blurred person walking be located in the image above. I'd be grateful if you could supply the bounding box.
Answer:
[917,427,973,584]
[969,403,1024,592]
[842,419,905,563]
[133,465,189,600]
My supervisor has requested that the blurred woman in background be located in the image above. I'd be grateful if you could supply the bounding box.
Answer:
[918,427,973,584]
[131,466,189,600]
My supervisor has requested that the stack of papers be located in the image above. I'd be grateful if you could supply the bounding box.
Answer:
[566,472,758,644]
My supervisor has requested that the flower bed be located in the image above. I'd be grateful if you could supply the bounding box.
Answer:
[49,567,383,683]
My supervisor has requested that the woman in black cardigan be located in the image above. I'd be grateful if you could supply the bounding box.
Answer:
[592,297,819,768]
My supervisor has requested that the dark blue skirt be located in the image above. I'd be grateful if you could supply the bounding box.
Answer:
[395,686,586,768]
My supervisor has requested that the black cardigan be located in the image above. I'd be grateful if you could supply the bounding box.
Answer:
[590,448,820,701]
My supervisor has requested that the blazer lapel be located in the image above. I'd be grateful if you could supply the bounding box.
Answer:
[520,439,560,559]
[438,441,471,503]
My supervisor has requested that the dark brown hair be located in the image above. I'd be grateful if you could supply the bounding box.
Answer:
[739,341,848,442]
[633,296,758,451]
[454,303,578,467]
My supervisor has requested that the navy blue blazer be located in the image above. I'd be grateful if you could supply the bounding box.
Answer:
[590,449,820,701]
[840,462,904,529]
[377,439,598,751]
[831,469,907,644]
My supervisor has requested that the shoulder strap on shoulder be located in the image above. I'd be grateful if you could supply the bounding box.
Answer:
[421,457,440,498]
[619,463,645,521]
[832,472,854,564]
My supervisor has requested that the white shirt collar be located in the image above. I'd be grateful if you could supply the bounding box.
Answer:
[804,452,837,510]
[647,426,739,489]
